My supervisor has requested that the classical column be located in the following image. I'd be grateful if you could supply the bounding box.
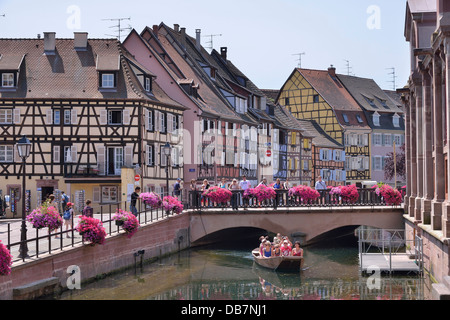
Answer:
[432,53,444,230]
[403,94,411,211]
[444,38,450,237]
[409,87,418,219]
[421,68,433,224]
[414,73,424,223]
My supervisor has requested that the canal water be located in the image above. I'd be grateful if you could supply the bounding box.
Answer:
[56,232,427,301]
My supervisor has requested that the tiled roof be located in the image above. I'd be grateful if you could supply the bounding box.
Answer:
[296,119,344,149]
[337,74,403,114]
[0,37,166,102]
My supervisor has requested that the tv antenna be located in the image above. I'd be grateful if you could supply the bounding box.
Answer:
[0,14,5,18]
[344,59,354,76]
[387,67,397,90]
[102,17,132,41]
[203,34,222,50]
[292,52,305,68]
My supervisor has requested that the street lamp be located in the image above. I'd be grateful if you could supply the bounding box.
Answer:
[16,135,31,260]
[163,142,171,216]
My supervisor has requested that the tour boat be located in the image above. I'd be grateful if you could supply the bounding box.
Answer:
[252,248,304,272]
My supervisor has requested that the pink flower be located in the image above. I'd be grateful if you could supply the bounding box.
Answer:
[112,209,140,238]
[0,241,12,276]
[76,215,107,246]
[139,192,162,209]
[162,196,184,214]
[376,184,402,206]
[202,186,232,203]
[289,185,320,203]
[27,205,63,231]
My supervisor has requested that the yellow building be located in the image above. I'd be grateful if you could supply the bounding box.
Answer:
[277,66,371,183]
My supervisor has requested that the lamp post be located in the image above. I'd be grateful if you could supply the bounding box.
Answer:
[16,135,31,260]
[163,142,172,215]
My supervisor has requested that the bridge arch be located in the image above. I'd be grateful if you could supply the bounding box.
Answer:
[189,207,405,245]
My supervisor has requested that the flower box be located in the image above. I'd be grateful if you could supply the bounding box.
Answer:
[112,209,140,238]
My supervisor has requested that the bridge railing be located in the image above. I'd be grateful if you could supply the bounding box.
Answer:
[186,188,401,210]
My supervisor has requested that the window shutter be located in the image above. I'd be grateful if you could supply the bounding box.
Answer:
[71,109,78,125]
[97,145,105,175]
[99,109,107,125]
[319,149,323,161]
[364,157,370,170]
[167,114,173,133]
[123,109,130,125]
[341,151,345,162]
[124,145,133,167]
[53,145,60,163]
[71,146,77,164]
[154,143,159,166]
[45,109,53,125]
[13,108,21,124]
[328,150,332,161]
[144,109,149,131]
[93,187,100,203]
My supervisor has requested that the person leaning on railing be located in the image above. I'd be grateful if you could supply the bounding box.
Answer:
[228,179,241,210]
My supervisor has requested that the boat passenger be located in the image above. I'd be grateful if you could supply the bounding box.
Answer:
[259,236,267,255]
[280,240,292,256]
[292,241,303,257]
[273,233,282,245]
[263,241,273,258]
[273,244,281,256]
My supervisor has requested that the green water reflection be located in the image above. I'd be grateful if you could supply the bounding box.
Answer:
[59,236,425,300]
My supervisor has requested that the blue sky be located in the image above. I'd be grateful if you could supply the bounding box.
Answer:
[0,0,410,91]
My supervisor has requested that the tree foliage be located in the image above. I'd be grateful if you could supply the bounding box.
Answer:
[384,144,405,181]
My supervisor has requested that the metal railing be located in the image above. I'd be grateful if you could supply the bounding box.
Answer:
[186,188,401,211]
[0,199,178,263]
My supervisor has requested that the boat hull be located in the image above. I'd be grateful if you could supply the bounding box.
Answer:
[252,249,304,272]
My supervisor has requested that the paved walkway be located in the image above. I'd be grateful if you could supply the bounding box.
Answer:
[0,211,168,264]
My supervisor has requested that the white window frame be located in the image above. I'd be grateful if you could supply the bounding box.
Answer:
[108,109,122,125]
[1,73,14,87]
[145,77,151,92]
[373,133,382,146]
[101,186,118,203]
[0,109,13,124]
[0,145,13,163]
[64,109,72,125]
[101,73,115,88]
[373,156,382,171]
[373,113,380,126]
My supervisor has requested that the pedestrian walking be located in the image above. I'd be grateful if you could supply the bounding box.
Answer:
[63,202,74,237]
[130,186,140,216]
[173,178,182,201]
[82,199,93,217]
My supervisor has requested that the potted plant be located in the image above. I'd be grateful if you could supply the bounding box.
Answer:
[139,192,162,209]
[76,215,107,246]
[112,209,140,238]
[0,240,12,276]
[202,186,232,204]
[26,204,63,232]
[288,185,320,204]
[252,185,276,202]
[162,196,184,214]
[339,184,359,204]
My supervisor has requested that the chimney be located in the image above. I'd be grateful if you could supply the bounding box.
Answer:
[174,24,180,33]
[74,32,88,51]
[43,32,56,54]
[195,29,201,50]
[220,47,227,60]
[328,65,336,77]
[180,27,186,48]
[152,25,159,39]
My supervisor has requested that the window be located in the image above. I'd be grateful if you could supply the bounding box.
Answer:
[64,110,71,125]
[54,110,61,125]
[343,114,349,124]
[1,73,14,87]
[0,145,13,162]
[384,134,392,146]
[102,186,118,203]
[146,145,154,166]
[373,156,382,170]
[376,97,390,109]
[145,77,152,92]
[313,94,319,103]
[364,96,378,109]
[393,114,400,127]
[101,73,115,88]
[373,133,382,146]
[356,114,363,123]
[0,109,13,124]
[160,112,166,133]
[394,134,402,146]
[64,146,72,163]
[373,113,380,126]
[285,97,289,106]
[108,110,122,125]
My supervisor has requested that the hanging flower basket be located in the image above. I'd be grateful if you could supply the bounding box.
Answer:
[339,184,359,204]
[202,186,232,203]
[76,215,107,246]
[162,196,184,214]
[112,209,140,238]
[252,185,276,202]
[26,205,63,232]
[139,192,162,209]
[375,184,402,206]
[288,185,320,203]
[0,241,12,276]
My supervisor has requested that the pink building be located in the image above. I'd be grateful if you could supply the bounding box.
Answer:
[403,0,450,298]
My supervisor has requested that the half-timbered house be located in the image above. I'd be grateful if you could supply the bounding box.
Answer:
[277,66,372,184]
[0,32,184,216]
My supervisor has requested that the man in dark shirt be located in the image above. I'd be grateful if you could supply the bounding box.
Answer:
[130,186,140,216]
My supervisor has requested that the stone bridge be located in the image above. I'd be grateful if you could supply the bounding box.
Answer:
[188,206,405,245]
